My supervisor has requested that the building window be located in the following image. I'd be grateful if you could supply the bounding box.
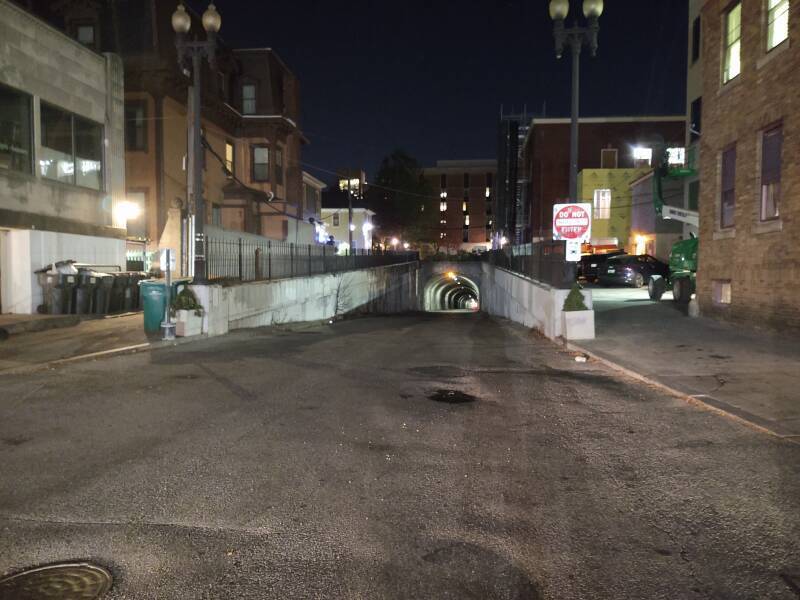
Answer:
[251,145,269,182]
[275,147,283,185]
[125,101,147,151]
[462,200,468,214]
[440,232,446,239]
[225,141,234,176]
[212,204,222,227]
[760,125,782,221]
[712,280,732,305]
[690,97,702,142]
[465,215,470,226]
[440,174,447,188]
[333,213,339,226]
[40,104,103,190]
[692,16,701,63]
[723,3,742,84]
[0,83,33,174]
[593,189,611,220]
[463,173,470,188]
[440,218,447,225]
[667,147,686,166]
[440,201,447,212]
[486,172,493,194]
[767,0,789,51]
[632,146,652,167]
[76,24,95,47]
[242,84,256,115]
[720,146,736,229]
[600,148,618,169]
[462,229,469,243]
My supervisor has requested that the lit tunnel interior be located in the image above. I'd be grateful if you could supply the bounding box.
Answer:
[424,272,481,312]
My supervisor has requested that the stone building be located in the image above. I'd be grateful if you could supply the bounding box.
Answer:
[0,0,126,313]
[698,0,797,329]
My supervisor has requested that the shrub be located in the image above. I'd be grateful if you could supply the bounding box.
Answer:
[563,283,588,312]
[171,287,203,316]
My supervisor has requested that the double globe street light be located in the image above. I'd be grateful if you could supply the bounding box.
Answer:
[549,0,603,205]
[171,2,222,283]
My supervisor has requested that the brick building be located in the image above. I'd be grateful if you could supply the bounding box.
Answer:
[520,117,686,241]
[423,160,496,252]
[698,0,797,330]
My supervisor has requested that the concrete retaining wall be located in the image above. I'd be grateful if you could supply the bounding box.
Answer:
[480,263,593,340]
[191,262,419,337]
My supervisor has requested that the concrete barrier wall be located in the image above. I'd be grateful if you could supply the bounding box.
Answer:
[191,262,419,336]
[480,263,593,340]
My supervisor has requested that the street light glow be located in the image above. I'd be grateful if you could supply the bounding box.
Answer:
[391,237,399,247]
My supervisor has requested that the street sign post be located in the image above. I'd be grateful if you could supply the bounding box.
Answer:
[553,203,592,262]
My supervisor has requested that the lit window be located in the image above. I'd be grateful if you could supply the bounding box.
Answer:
[440,232,446,239]
[242,84,256,114]
[593,189,611,220]
[632,146,652,165]
[767,0,789,51]
[465,215,470,226]
[760,125,782,221]
[723,3,742,83]
[712,280,732,305]
[667,147,686,166]
[485,187,491,198]
[440,219,447,225]
[40,103,103,190]
[440,201,447,212]
[225,141,234,175]
[462,201,468,213]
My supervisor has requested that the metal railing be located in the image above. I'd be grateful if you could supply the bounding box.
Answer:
[204,237,418,282]
[488,240,575,289]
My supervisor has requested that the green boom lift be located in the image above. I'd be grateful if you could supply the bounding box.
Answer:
[647,146,699,305]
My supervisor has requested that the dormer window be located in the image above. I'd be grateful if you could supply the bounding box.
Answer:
[242,84,256,115]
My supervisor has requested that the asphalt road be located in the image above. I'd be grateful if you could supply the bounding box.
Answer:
[1,313,798,599]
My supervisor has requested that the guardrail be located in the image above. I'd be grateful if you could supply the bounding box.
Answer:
[487,241,575,289]
[205,238,418,282]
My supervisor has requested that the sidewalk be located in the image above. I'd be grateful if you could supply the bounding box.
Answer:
[575,287,800,439]
[0,313,81,336]
[0,313,151,373]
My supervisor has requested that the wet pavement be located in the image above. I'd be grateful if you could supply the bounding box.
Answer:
[0,312,798,599]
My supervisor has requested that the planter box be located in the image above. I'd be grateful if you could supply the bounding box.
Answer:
[562,310,595,340]
[175,309,203,337]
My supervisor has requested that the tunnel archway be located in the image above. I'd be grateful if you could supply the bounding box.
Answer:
[423,271,481,312]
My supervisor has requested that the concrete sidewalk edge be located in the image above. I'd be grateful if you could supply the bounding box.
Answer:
[565,340,799,445]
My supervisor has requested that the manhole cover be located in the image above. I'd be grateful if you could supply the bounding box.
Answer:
[428,389,477,404]
[0,562,112,600]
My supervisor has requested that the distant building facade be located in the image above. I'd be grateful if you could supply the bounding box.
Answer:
[423,160,496,252]
[698,0,798,330]
[496,110,532,245]
[0,0,126,313]
[520,116,686,240]
[321,190,374,251]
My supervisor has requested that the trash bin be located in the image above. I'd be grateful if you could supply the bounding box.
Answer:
[93,273,114,315]
[75,269,99,314]
[109,272,130,313]
[128,272,147,310]
[140,279,168,334]
[59,272,78,314]
[36,270,58,314]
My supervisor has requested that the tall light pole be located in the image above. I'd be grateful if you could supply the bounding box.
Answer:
[549,0,603,204]
[172,2,222,283]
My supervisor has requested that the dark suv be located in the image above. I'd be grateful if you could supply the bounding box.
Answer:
[578,250,626,282]
[598,254,669,288]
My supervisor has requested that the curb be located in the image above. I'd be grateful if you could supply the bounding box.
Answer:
[0,334,207,376]
[565,340,799,445]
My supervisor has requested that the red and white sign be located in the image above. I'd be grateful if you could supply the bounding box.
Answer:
[553,203,592,241]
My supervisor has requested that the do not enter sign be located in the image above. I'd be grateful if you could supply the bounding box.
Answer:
[553,203,592,241]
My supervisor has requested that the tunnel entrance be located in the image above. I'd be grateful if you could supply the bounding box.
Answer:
[423,271,480,312]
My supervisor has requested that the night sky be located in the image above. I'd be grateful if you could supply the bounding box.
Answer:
[213,0,688,183]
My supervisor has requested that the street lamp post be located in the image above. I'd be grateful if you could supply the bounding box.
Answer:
[172,2,222,283]
[549,0,603,204]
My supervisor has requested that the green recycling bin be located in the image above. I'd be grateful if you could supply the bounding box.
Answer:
[140,279,168,334]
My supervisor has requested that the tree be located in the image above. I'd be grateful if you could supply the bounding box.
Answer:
[367,149,438,246]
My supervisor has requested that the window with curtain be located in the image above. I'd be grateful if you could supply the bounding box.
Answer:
[720,146,736,228]
[767,0,789,51]
[761,125,782,221]
[723,3,742,83]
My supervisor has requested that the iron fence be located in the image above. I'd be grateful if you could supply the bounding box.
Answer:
[204,237,418,282]
[488,240,575,289]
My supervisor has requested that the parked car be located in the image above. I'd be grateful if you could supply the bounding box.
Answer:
[597,254,669,288]
[578,250,626,282]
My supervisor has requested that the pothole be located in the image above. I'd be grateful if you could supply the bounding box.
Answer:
[0,562,112,599]
[428,389,477,404]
